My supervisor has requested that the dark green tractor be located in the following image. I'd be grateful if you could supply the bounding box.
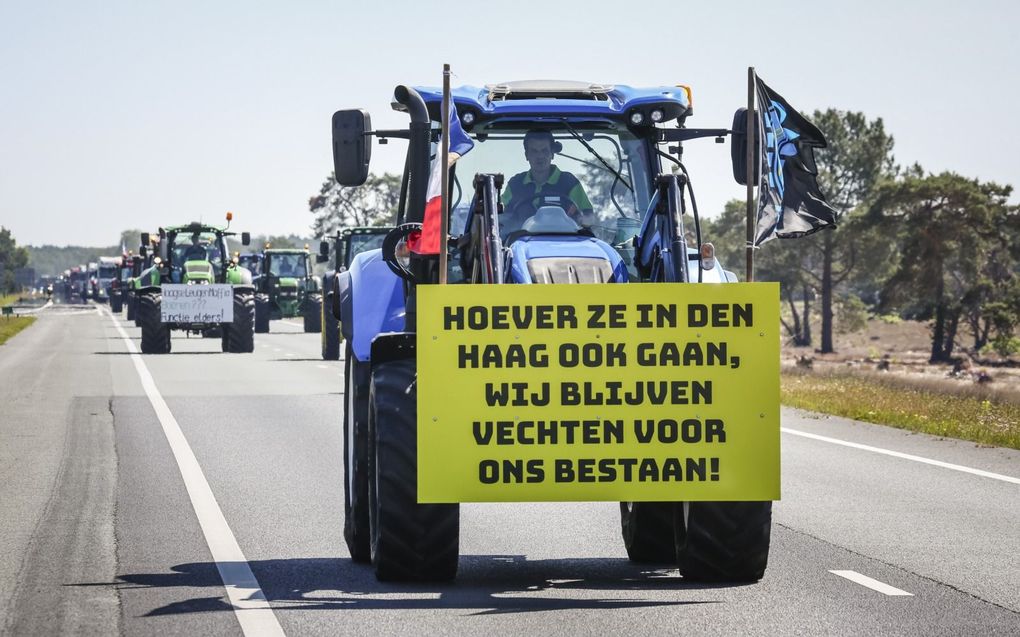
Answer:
[134,215,256,354]
[317,227,391,360]
[253,247,323,334]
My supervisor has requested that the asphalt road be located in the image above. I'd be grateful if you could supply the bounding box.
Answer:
[1,304,1018,636]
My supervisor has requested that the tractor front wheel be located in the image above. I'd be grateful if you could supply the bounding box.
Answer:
[254,294,270,333]
[125,293,135,321]
[139,292,170,354]
[303,294,323,333]
[675,501,772,582]
[368,358,459,581]
[223,291,255,353]
[321,296,340,360]
[110,291,123,313]
[620,502,678,563]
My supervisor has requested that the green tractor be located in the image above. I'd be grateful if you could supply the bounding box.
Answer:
[253,247,323,334]
[317,227,391,360]
[134,215,256,354]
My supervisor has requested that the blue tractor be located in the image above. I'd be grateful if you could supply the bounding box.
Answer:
[333,80,764,582]
[318,227,392,360]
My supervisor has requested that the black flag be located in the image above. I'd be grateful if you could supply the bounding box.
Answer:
[754,77,841,245]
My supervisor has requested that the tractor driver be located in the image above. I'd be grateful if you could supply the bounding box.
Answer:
[500,130,595,234]
[183,233,208,262]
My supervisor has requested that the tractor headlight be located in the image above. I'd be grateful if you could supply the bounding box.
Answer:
[650,108,664,123]
[629,111,644,125]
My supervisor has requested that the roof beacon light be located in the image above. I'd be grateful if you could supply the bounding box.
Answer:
[677,84,694,109]
[629,111,644,126]
[226,211,233,222]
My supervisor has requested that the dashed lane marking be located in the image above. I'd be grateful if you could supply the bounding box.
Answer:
[782,428,1020,485]
[105,309,285,637]
[830,570,913,596]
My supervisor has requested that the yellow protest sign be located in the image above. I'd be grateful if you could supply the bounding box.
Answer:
[417,282,780,503]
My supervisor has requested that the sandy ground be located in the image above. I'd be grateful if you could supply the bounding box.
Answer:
[781,318,1020,401]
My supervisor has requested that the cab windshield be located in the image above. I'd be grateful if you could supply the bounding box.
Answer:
[449,125,653,244]
[171,232,225,273]
[269,254,307,277]
[98,264,118,278]
[345,234,387,268]
[238,254,261,274]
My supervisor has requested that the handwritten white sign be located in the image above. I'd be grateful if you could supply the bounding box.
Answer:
[161,284,234,323]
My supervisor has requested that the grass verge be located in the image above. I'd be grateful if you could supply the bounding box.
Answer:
[781,368,1020,451]
[0,293,21,307]
[0,316,37,346]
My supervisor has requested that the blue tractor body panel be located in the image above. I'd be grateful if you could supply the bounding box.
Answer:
[339,249,405,362]
[508,236,628,284]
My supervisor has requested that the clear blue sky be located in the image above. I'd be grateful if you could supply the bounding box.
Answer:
[1,0,1017,247]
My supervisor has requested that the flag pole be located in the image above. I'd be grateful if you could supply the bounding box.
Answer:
[439,64,451,285]
[745,66,756,283]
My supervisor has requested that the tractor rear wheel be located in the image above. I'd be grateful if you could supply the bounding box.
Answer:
[303,294,323,333]
[139,292,170,354]
[343,343,371,562]
[254,293,270,333]
[620,502,678,563]
[675,501,772,582]
[110,291,123,313]
[321,299,340,360]
[125,293,135,321]
[368,358,459,581]
[223,291,255,353]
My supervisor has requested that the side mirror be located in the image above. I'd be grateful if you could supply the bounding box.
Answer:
[730,108,760,186]
[139,245,148,259]
[332,109,372,186]
[141,232,150,246]
[319,240,330,257]
[241,232,251,246]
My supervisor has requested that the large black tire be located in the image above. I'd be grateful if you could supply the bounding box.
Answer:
[254,293,270,333]
[675,501,772,582]
[368,358,459,582]
[139,292,170,354]
[321,300,340,360]
[303,294,323,333]
[222,291,255,353]
[125,293,135,321]
[343,343,371,562]
[620,502,678,563]
[110,292,123,313]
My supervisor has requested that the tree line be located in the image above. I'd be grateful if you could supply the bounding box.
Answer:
[706,109,1020,363]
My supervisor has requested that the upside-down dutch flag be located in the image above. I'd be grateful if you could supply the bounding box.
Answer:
[408,101,475,255]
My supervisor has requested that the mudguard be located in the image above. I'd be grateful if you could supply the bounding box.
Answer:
[507,235,628,284]
[338,249,405,362]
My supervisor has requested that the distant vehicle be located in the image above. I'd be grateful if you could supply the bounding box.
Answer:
[95,256,120,304]
[86,262,98,300]
[134,215,255,354]
[253,247,322,334]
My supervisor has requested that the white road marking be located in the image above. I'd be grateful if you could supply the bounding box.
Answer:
[782,427,1020,485]
[285,352,294,357]
[105,310,285,637]
[829,570,913,596]
[316,364,329,370]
